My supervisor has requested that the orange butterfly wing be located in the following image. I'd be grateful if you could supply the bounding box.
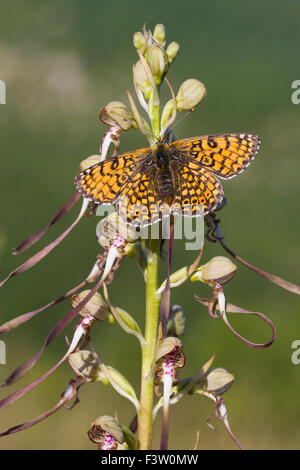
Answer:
[169,133,260,179]
[172,161,224,216]
[74,148,150,204]
[74,133,260,225]
[116,171,165,226]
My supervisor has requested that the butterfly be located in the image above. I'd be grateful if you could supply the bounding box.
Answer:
[74,133,260,226]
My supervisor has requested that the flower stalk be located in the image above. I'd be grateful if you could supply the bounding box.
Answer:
[138,240,160,449]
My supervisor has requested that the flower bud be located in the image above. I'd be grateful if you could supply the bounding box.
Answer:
[167,304,186,337]
[98,212,138,244]
[88,415,124,450]
[166,41,180,64]
[161,99,175,130]
[170,267,188,285]
[147,44,168,84]
[197,368,235,395]
[191,256,237,285]
[124,242,136,257]
[105,365,139,405]
[153,23,166,46]
[130,243,147,272]
[133,60,151,99]
[68,350,106,382]
[133,31,146,50]
[120,426,136,450]
[176,79,206,111]
[158,266,188,294]
[71,290,110,321]
[99,101,136,131]
[80,155,100,171]
[114,306,142,336]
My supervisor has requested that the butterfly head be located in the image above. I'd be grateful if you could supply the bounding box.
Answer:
[153,128,177,148]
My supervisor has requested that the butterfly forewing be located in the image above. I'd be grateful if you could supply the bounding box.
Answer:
[74,148,150,204]
[170,133,260,179]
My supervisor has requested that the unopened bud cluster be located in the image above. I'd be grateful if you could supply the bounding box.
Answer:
[133,24,179,89]
[92,23,207,147]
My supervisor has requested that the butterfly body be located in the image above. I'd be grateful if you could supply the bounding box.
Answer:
[155,142,171,168]
[75,133,260,226]
[148,143,180,205]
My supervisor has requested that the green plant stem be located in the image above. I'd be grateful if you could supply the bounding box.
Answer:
[137,239,160,449]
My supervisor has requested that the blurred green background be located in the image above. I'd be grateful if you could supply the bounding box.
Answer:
[0,0,300,450]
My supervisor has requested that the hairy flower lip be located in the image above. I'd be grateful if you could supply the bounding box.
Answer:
[100,235,125,282]
[88,415,125,448]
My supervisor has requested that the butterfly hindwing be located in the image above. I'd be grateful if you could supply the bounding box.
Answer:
[116,163,172,226]
[172,160,224,216]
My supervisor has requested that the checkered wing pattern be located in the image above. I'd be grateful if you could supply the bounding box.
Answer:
[170,133,260,179]
[74,148,150,204]
[171,160,223,216]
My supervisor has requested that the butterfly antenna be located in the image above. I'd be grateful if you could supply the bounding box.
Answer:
[163,108,195,143]
[170,108,195,133]
[163,128,176,143]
